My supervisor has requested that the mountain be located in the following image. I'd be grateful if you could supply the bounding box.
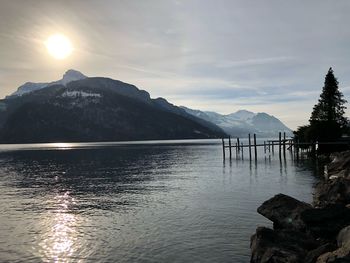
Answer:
[8,69,87,97]
[0,70,226,143]
[181,107,292,138]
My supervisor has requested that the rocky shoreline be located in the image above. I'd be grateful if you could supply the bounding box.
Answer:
[251,151,350,262]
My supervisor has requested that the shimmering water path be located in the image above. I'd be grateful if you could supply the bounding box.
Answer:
[0,139,319,262]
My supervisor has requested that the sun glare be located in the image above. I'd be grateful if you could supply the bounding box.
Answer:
[45,34,73,60]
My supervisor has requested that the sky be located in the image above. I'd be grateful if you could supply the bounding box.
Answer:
[1,0,350,130]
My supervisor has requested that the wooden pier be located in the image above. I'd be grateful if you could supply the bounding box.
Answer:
[222,132,350,160]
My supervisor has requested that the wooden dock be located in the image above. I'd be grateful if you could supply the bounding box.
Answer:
[222,132,350,160]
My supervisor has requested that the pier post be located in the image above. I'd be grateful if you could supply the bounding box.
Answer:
[254,133,257,160]
[241,143,244,159]
[279,132,282,159]
[283,132,286,156]
[264,141,266,154]
[311,141,316,155]
[272,141,274,153]
[295,139,299,161]
[289,139,293,151]
[237,138,240,152]
[248,134,252,160]
[228,136,232,159]
[222,138,225,159]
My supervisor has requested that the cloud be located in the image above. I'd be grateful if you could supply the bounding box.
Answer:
[215,56,295,68]
[1,0,350,130]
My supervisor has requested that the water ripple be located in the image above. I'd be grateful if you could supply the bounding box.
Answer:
[0,141,319,262]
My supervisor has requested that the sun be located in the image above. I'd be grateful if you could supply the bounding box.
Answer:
[45,34,73,60]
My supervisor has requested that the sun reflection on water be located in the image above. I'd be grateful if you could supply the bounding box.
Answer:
[49,213,76,261]
[50,143,74,150]
[35,192,84,262]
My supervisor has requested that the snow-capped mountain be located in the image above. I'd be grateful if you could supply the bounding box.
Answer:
[0,70,226,143]
[181,107,292,138]
[227,110,256,121]
[1,68,291,142]
[9,69,87,97]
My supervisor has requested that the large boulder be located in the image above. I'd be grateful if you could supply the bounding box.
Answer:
[305,243,337,263]
[251,227,319,263]
[316,224,350,262]
[316,244,350,262]
[301,205,350,240]
[326,151,350,179]
[257,194,312,230]
[314,178,350,207]
[338,226,350,248]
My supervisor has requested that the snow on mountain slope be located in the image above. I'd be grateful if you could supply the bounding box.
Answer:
[227,110,256,121]
[61,90,102,98]
[181,106,292,137]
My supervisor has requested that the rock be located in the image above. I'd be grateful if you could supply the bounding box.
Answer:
[251,150,350,262]
[327,151,350,179]
[301,204,350,240]
[316,244,350,262]
[338,226,350,247]
[257,193,312,230]
[305,243,337,263]
[251,227,319,263]
[314,178,350,207]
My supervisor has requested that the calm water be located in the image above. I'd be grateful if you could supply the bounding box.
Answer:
[0,139,319,262]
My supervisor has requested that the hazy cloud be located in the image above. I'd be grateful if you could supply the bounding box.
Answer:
[0,0,350,129]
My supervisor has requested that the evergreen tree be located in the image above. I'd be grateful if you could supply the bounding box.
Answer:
[310,67,347,128]
[294,68,348,152]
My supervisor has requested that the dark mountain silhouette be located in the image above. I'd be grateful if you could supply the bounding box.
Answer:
[8,69,87,97]
[0,71,226,143]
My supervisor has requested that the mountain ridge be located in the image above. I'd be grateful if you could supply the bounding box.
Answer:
[0,70,226,143]
[1,69,292,142]
[181,106,292,138]
[8,69,87,97]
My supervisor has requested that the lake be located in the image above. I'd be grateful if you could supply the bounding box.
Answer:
[0,139,319,262]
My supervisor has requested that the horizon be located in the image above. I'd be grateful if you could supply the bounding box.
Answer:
[1,1,350,130]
